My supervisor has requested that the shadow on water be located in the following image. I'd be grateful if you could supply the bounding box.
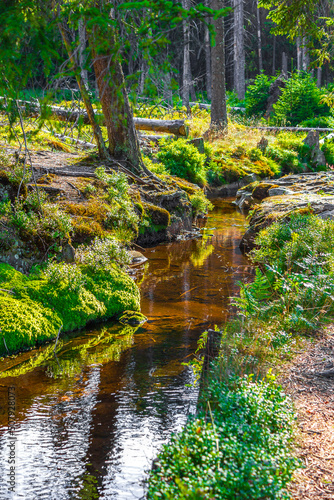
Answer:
[0,198,250,499]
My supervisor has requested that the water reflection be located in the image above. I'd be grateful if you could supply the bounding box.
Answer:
[0,199,249,499]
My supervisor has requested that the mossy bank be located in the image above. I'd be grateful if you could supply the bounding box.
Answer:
[0,238,141,357]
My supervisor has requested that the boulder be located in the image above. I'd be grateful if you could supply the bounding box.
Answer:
[118,310,148,326]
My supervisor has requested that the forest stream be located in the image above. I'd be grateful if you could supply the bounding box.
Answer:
[0,198,250,500]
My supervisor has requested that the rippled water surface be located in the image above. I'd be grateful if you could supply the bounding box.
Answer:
[0,199,249,499]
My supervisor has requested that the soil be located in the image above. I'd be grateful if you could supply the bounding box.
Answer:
[280,327,334,499]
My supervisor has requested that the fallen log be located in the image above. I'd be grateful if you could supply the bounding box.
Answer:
[252,126,334,133]
[0,97,188,136]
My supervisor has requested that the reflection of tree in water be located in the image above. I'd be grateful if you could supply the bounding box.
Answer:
[47,325,137,379]
[0,324,138,380]
[190,240,214,268]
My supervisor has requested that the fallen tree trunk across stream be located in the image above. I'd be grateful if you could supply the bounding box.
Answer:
[0,98,188,136]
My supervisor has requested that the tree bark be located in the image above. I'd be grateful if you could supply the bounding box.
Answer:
[87,7,143,171]
[272,34,276,75]
[58,22,109,161]
[204,0,212,101]
[296,36,302,71]
[256,0,263,72]
[233,0,245,100]
[282,51,288,75]
[182,0,191,110]
[210,0,228,130]
[78,19,89,90]
[317,67,322,87]
[302,36,309,71]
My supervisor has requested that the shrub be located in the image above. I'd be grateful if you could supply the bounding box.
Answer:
[321,140,334,166]
[189,191,213,216]
[157,139,207,186]
[273,73,330,126]
[265,145,302,173]
[148,375,297,499]
[245,74,275,117]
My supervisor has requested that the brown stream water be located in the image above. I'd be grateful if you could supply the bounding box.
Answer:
[0,199,249,500]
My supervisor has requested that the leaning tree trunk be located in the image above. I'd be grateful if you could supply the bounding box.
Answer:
[58,22,109,160]
[78,19,89,90]
[233,0,245,100]
[87,15,144,172]
[210,0,227,130]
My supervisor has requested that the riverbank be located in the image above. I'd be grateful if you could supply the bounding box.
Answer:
[147,183,334,498]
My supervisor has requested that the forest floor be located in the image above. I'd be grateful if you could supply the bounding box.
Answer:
[280,327,334,499]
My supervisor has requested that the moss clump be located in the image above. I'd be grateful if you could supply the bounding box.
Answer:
[118,310,148,326]
[72,218,105,244]
[0,260,141,356]
[0,294,62,356]
[143,202,171,229]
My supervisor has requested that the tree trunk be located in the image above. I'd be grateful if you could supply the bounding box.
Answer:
[256,0,263,72]
[210,0,228,130]
[282,51,288,75]
[233,0,245,100]
[58,22,109,160]
[302,36,309,71]
[78,19,89,90]
[87,11,143,171]
[317,67,322,88]
[296,36,302,71]
[204,0,212,101]
[182,0,191,110]
[163,72,173,107]
[272,34,276,75]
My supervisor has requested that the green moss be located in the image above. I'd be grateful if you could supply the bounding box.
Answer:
[0,262,140,356]
[143,202,171,228]
[0,294,62,356]
[118,310,148,326]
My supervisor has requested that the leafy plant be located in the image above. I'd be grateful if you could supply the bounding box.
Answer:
[148,374,297,499]
[245,74,275,117]
[157,139,207,186]
[273,72,330,126]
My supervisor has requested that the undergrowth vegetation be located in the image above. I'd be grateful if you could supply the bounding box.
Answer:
[148,212,334,499]
[148,373,297,499]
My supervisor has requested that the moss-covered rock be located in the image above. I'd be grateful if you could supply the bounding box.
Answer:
[143,202,171,229]
[118,310,148,326]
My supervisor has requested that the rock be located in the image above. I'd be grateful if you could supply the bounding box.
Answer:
[61,242,76,263]
[240,173,260,186]
[268,187,294,197]
[234,192,254,209]
[188,137,205,154]
[304,130,320,149]
[257,136,268,152]
[128,250,147,266]
[311,148,326,168]
[240,192,334,252]
[252,182,278,200]
[318,210,334,220]
[118,310,148,326]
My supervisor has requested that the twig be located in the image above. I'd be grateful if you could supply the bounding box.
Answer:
[54,324,63,353]
[3,337,9,355]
